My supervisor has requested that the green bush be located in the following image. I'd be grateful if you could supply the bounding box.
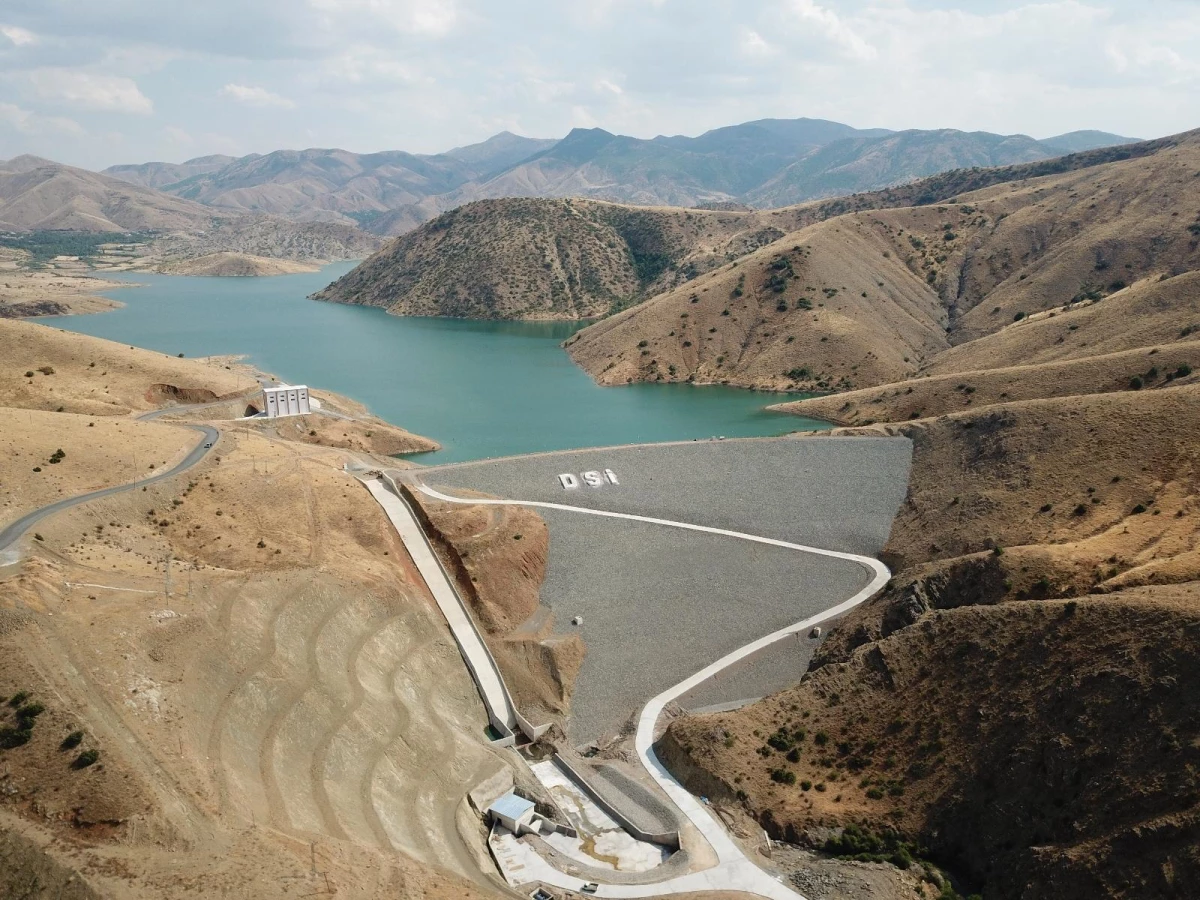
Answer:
[72,749,100,769]
[60,730,84,751]
[769,768,796,785]
[1129,375,1143,390]
[0,726,32,749]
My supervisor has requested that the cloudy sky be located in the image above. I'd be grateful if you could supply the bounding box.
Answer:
[1,0,1197,170]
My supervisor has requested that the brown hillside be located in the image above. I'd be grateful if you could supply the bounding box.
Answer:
[313,197,773,319]
[407,489,585,723]
[772,340,1200,425]
[157,252,320,276]
[662,588,1200,900]
[569,130,1200,390]
[0,159,228,232]
[566,213,951,390]
[0,318,257,415]
[927,270,1200,375]
[664,380,1200,899]
[0,325,498,899]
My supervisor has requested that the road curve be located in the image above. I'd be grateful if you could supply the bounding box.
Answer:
[0,415,220,556]
[412,479,892,900]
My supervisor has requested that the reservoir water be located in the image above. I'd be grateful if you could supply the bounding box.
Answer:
[45,263,825,463]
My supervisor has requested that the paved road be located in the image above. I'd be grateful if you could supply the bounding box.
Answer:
[414,481,892,900]
[0,414,220,556]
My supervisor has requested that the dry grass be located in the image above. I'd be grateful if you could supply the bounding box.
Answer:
[0,319,257,416]
[773,340,1200,425]
[0,409,197,523]
[0,325,504,899]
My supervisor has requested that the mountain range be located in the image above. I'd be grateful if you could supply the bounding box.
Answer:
[98,119,1138,235]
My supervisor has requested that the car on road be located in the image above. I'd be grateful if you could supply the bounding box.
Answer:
[203,442,213,448]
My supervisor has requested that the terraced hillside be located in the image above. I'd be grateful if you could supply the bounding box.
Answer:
[0,323,498,899]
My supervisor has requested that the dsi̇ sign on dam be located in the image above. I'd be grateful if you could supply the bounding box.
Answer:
[558,469,619,490]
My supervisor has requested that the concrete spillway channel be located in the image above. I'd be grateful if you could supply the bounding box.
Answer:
[360,475,549,746]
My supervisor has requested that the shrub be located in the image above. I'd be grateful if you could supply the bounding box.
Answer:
[1013,311,1025,321]
[1131,503,1147,514]
[0,726,32,749]
[37,366,54,375]
[8,692,28,708]
[770,768,796,785]
[1178,364,1193,378]
[1039,504,1053,513]
[60,730,84,751]
[24,371,34,378]
[1073,504,1088,516]
[814,730,829,746]
[1129,375,1143,390]
[72,749,100,769]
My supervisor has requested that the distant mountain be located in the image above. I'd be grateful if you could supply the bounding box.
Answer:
[102,119,1143,235]
[105,133,557,231]
[0,155,382,266]
[0,157,228,231]
[103,154,243,190]
[745,129,1058,206]
[441,131,558,178]
[1037,130,1139,155]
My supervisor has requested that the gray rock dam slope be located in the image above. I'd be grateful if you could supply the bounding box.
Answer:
[409,435,912,744]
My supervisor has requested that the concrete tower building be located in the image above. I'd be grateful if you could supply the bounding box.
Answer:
[262,384,311,418]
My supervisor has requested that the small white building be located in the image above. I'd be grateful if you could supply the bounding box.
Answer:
[262,384,311,418]
[487,793,536,834]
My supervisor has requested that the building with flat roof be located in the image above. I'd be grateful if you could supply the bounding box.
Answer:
[487,793,536,834]
[262,384,311,418]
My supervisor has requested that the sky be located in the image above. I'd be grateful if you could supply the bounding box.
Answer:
[0,0,1197,170]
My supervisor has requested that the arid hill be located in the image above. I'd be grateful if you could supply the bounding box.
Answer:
[0,322,491,900]
[313,197,786,318]
[0,157,227,232]
[565,128,1200,390]
[662,383,1200,900]
[157,252,320,276]
[146,215,382,263]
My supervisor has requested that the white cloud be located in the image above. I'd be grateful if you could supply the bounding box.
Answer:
[786,0,876,61]
[307,0,461,38]
[219,83,296,109]
[0,102,83,136]
[738,28,776,60]
[1,24,37,46]
[26,69,153,114]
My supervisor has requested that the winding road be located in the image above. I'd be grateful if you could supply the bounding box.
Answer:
[409,479,892,900]
[0,406,223,557]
